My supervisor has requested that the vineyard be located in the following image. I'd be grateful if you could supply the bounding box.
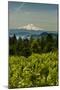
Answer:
[9,51,58,88]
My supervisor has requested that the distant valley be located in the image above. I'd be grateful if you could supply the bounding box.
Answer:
[9,29,58,40]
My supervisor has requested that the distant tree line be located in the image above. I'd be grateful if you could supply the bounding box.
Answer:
[9,34,58,57]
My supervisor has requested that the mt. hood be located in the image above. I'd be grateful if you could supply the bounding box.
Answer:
[18,24,44,31]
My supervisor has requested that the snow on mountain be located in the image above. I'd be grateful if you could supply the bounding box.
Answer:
[18,24,44,31]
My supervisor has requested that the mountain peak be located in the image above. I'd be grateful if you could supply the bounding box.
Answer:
[23,24,35,30]
[18,24,44,31]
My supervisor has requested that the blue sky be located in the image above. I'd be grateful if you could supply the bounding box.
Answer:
[8,2,58,31]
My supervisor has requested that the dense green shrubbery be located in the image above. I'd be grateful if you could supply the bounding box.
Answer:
[9,51,58,88]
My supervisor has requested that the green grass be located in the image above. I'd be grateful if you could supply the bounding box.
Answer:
[9,51,58,88]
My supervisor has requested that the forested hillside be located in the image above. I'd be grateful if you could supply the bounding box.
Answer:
[9,33,58,57]
[9,33,58,88]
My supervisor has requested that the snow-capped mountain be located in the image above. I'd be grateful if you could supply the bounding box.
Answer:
[9,24,57,40]
[18,24,44,31]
